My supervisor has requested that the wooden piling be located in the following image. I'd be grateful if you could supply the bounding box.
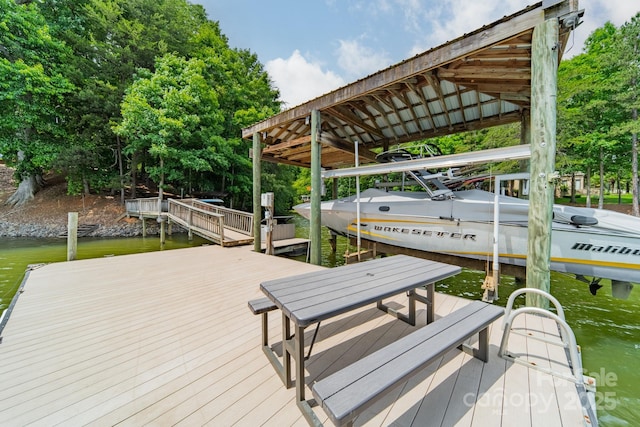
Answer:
[253,132,262,253]
[526,18,559,308]
[263,192,275,256]
[310,110,322,265]
[67,212,78,261]
[329,178,338,254]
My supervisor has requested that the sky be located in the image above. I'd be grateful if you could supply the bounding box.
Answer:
[197,0,639,108]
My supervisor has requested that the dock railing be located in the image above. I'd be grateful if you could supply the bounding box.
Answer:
[124,198,168,217]
[125,197,254,246]
[189,199,253,236]
[168,199,226,245]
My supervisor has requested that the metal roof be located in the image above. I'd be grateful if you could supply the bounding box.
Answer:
[242,1,582,170]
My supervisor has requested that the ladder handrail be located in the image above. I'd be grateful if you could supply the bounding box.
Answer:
[499,288,597,426]
[499,288,584,386]
[499,306,584,385]
[502,287,565,328]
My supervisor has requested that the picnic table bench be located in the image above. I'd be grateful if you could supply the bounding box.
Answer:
[255,255,462,426]
[311,300,504,426]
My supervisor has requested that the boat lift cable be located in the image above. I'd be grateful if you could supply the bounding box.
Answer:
[486,172,531,302]
[482,165,499,302]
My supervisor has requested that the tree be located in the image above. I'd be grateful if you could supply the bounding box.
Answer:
[189,22,281,209]
[0,0,73,206]
[557,22,621,209]
[2,0,283,212]
[607,13,640,215]
[39,0,210,201]
[114,54,225,197]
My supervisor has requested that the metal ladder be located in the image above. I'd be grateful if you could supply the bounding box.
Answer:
[499,288,587,385]
[499,288,599,426]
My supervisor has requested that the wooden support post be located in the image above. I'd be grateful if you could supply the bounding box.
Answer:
[253,132,262,253]
[329,234,337,253]
[263,192,275,255]
[310,110,322,265]
[527,18,559,308]
[520,109,531,174]
[158,160,165,245]
[67,212,78,261]
[141,218,146,237]
[328,178,338,254]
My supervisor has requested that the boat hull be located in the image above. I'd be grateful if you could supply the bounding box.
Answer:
[295,189,640,288]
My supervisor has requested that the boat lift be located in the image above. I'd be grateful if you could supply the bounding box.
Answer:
[322,145,533,291]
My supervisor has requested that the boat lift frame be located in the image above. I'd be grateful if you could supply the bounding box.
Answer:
[321,145,532,270]
[491,172,531,291]
[322,145,532,180]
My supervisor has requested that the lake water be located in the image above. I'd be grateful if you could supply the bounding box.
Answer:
[0,226,638,426]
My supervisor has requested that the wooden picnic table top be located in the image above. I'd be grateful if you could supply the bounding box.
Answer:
[260,255,461,328]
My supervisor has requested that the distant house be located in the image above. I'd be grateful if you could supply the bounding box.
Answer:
[558,172,585,196]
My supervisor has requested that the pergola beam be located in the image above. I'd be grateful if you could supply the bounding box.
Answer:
[320,135,379,162]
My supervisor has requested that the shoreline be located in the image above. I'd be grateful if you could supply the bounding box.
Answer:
[0,219,161,239]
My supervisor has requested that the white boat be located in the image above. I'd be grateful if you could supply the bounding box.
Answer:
[294,160,640,299]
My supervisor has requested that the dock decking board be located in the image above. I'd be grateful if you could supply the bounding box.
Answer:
[0,245,590,426]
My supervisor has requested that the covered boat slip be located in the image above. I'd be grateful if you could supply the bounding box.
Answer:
[243,0,584,301]
[0,245,591,426]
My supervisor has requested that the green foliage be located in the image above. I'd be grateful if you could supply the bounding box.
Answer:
[16,0,281,208]
[261,163,299,214]
[37,0,211,195]
[54,144,114,195]
[607,14,640,139]
[114,54,224,189]
[0,0,73,179]
[558,23,621,172]
[292,167,312,202]
[557,15,640,211]
[3,0,637,216]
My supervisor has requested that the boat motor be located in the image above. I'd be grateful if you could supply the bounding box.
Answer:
[611,280,634,300]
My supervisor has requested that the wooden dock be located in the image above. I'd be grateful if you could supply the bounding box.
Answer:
[0,246,593,426]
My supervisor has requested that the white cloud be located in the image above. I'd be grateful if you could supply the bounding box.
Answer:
[568,0,639,56]
[265,50,346,108]
[405,0,638,58]
[265,0,638,108]
[406,0,531,56]
[592,0,638,24]
[336,39,392,79]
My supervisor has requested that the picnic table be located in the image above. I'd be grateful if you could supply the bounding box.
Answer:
[259,255,461,425]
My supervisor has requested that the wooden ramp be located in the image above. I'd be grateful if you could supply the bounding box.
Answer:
[0,246,592,426]
[125,198,254,247]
